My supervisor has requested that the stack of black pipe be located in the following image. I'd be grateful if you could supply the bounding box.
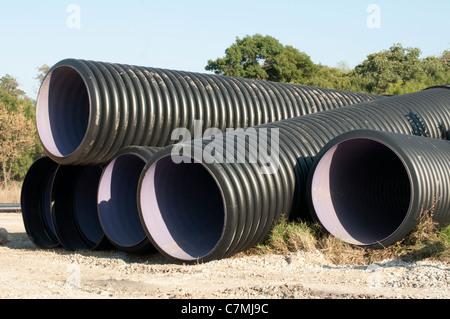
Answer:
[20,58,450,264]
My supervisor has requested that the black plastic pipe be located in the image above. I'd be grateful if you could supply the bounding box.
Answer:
[97,146,160,254]
[35,59,383,165]
[51,164,112,251]
[137,86,450,263]
[20,157,60,249]
[307,129,450,248]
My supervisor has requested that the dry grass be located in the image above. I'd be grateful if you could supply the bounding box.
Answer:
[388,208,450,262]
[257,217,318,254]
[316,234,367,265]
[0,181,22,203]
[246,206,450,265]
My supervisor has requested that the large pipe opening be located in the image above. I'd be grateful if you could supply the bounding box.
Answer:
[310,138,411,246]
[21,157,60,248]
[51,165,106,251]
[43,169,57,238]
[36,66,90,157]
[139,156,225,261]
[98,154,149,249]
[74,166,105,246]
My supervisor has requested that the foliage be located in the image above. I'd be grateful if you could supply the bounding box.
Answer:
[207,36,450,95]
[35,64,50,85]
[0,102,36,188]
[206,34,316,83]
[0,71,45,186]
[0,74,26,98]
[353,43,450,94]
[303,65,358,92]
[247,213,450,265]
[253,217,319,254]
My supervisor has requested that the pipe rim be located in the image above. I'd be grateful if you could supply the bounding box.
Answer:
[51,165,107,251]
[74,166,106,246]
[36,59,98,163]
[98,152,150,250]
[309,130,415,247]
[20,157,60,248]
[138,149,227,263]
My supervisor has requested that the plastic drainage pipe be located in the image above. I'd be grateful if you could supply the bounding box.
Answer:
[307,130,450,248]
[21,157,60,248]
[98,146,160,254]
[35,59,383,166]
[137,86,450,263]
[138,150,227,263]
[51,165,111,251]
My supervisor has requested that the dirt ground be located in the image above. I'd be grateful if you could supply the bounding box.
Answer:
[0,212,449,300]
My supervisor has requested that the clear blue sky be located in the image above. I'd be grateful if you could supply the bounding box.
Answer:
[1,0,449,98]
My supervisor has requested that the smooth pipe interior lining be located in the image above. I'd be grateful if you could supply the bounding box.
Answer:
[139,156,225,261]
[21,158,60,248]
[36,66,90,157]
[311,138,411,246]
[74,166,104,245]
[98,154,148,248]
[43,169,57,237]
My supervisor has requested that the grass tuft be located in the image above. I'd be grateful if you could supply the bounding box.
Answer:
[247,206,450,265]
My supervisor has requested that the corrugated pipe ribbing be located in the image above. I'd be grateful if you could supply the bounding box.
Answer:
[35,59,383,165]
[137,86,450,263]
[307,129,450,248]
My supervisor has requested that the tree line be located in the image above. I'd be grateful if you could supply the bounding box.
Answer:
[1,35,449,187]
[206,34,450,95]
[0,66,49,188]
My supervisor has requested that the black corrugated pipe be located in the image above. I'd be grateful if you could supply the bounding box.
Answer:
[97,146,160,254]
[51,164,112,251]
[21,157,60,249]
[35,58,383,166]
[307,129,450,248]
[137,86,450,263]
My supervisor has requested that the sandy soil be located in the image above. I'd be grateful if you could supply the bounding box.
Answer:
[0,213,448,300]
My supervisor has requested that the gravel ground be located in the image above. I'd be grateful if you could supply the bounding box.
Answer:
[0,213,449,300]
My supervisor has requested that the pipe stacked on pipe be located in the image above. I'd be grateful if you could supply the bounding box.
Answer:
[21,58,450,264]
[24,59,380,252]
[307,129,450,248]
[138,86,450,263]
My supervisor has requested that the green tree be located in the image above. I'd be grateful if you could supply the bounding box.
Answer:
[304,65,360,92]
[206,34,315,83]
[442,50,450,62]
[207,37,450,95]
[0,73,44,184]
[353,44,450,94]
[0,74,26,98]
[0,75,35,119]
[35,64,50,89]
[0,102,35,188]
